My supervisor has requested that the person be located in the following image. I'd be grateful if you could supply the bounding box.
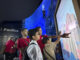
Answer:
[17,28,30,60]
[42,36,58,60]
[36,27,45,54]
[36,27,53,54]
[42,32,70,60]
[0,36,17,60]
[27,28,43,60]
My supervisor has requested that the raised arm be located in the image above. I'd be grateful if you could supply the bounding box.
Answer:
[54,32,70,45]
[54,36,61,45]
[48,36,57,38]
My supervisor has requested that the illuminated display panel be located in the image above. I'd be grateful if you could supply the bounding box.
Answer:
[56,0,80,60]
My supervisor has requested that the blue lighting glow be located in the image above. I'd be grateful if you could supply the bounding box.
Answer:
[24,0,52,35]
[24,0,57,35]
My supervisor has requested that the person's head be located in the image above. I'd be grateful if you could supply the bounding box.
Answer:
[21,28,28,37]
[42,37,51,44]
[10,36,14,40]
[28,28,40,41]
[8,36,15,42]
[36,27,42,35]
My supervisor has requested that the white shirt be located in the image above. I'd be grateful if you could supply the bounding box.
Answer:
[27,40,43,60]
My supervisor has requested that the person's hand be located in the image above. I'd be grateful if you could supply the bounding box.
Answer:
[12,45,16,48]
[61,33,71,38]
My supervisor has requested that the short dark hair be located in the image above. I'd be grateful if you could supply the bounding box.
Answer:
[36,27,41,31]
[21,28,27,32]
[10,36,14,40]
[28,28,38,40]
[42,37,49,44]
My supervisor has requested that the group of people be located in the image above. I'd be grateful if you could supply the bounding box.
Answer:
[0,27,70,60]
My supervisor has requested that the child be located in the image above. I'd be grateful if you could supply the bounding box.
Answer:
[42,32,70,60]
[42,36,60,60]
[27,28,43,60]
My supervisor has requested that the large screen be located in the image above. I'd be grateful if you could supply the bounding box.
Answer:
[56,0,80,60]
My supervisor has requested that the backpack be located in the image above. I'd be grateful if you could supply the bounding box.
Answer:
[23,40,36,60]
